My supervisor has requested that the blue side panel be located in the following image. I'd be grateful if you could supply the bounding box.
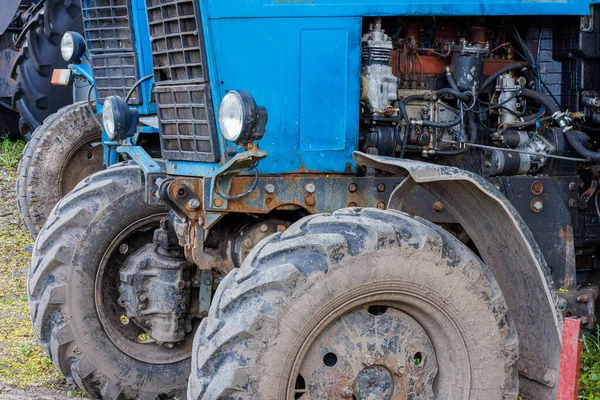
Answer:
[130,0,156,116]
[207,0,592,18]
[209,18,361,174]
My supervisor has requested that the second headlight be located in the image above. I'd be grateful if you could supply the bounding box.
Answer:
[102,96,139,140]
[218,91,267,145]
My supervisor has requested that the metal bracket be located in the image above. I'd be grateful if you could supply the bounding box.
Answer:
[117,145,166,204]
[208,148,267,210]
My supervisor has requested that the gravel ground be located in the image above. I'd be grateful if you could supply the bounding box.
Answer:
[0,164,86,399]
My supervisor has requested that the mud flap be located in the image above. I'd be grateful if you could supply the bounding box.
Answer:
[354,152,563,399]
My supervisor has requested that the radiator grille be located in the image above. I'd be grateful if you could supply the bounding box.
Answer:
[82,0,141,103]
[155,85,219,162]
[146,0,208,84]
[147,0,220,162]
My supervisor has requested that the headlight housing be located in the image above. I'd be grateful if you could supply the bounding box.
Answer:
[102,96,139,140]
[61,32,87,63]
[218,90,267,145]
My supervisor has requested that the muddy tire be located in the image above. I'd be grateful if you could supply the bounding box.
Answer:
[29,165,191,399]
[12,0,82,139]
[16,101,102,239]
[189,208,519,399]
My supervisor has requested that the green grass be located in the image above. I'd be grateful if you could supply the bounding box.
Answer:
[581,328,600,399]
[0,138,25,169]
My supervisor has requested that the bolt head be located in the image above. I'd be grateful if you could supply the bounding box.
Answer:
[306,197,316,206]
[395,365,406,375]
[204,279,212,286]
[341,386,354,397]
[568,198,578,208]
[365,356,375,366]
[433,201,444,212]
[139,303,147,310]
[569,182,578,191]
[377,202,385,210]
[213,198,224,207]
[533,201,543,210]
[348,183,358,193]
[243,239,254,249]
[187,198,201,209]
[138,294,148,302]
[260,224,269,232]
[119,243,129,254]
[265,183,275,194]
[377,184,386,192]
[305,183,316,193]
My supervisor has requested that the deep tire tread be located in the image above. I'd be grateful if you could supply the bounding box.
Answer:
[189,208,519,399]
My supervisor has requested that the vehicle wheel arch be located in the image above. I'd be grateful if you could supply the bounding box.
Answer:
[353,151,563,398]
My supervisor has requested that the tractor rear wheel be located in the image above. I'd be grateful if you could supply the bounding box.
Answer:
[29,165,191,399]
[188,208,519,399]
[12,0,82,139]
[16,101,102,238]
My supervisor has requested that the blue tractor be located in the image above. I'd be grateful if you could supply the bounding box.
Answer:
[29,0,600,398]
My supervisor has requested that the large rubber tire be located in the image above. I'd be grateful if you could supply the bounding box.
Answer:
[29,165,190,399]
[189,208,519,399]
[16,101,103,239]
[12,0,83,140]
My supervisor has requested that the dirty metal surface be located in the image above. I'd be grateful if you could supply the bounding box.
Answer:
[354,151,562,399]
[296,307,437,400]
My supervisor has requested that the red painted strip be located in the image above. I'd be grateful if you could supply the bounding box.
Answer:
[557,317,582,400]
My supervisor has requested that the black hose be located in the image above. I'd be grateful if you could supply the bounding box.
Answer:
[446,71,460,92]
[397,97,410,158]
[402,94,426,104]
[478,64,525,95]
[564,129,600,160]
[520,88,560,115]
[434,113,479,156]
[418,116,461,128]
[436,87,471,102]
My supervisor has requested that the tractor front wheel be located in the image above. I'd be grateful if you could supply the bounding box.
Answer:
[188,208,519,399]
[29,165,192,399]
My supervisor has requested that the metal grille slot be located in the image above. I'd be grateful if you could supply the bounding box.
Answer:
[81,0,141,103]
[90,53,140,102]
[146,0,208,84]
[155,85,220,162]
[82,0,134,52]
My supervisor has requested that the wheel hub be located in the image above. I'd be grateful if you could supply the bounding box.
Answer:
[294,306,438,399]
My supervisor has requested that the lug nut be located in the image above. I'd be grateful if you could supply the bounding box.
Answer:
[260,224,268,232]
[377,202,385,209]
[119,243,129,254]
[395,365,406,376]
[341,386,354,397]
[365,356,375,366]
[243,239,254,249]
[265,184,275,194]
[187,198,201,209]
[305,183,316,194]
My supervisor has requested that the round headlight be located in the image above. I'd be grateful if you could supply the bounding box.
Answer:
[218,91,268,145]
[103,98,116,138]
[61,32,87,63]
[102,96,139,140]
[218,91,245,142]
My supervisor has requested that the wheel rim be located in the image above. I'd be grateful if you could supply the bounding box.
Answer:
[95,214,198,365]
[286,287,473,399]
[292,305,438,399]
[60,138,103,195]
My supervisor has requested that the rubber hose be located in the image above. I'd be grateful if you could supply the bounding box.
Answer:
[564,129,600,160]
[520,88,560,115]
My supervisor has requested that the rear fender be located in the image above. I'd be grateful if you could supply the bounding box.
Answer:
[354,151,563,398]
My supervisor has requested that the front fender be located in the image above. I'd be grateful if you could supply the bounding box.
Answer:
[354,151,563,398]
